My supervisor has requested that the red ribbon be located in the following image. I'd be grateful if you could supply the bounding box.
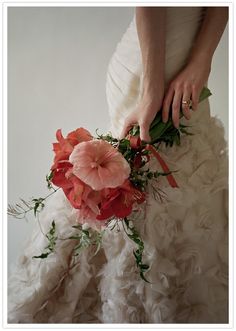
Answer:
[127,135,179,188]
[145,144,179,188]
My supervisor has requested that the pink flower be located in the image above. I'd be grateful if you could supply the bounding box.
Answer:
[69,140,131,190]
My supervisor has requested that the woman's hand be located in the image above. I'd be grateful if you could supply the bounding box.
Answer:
[120,85,164,142]
[162,7,228,128]
[123,7,166,142]
[162,57,211,128]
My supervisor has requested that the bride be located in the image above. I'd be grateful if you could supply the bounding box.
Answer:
[8,7,228,323]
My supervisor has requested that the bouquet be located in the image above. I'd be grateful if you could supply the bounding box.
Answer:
[8,87,211,282]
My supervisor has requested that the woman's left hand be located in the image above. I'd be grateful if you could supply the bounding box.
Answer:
[162,57,211,128]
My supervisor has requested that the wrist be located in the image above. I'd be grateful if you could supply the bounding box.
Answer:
[188,50,213,69]
[143,73,165,93]
[141,84,164,108]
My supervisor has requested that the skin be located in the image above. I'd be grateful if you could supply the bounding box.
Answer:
[120,7,228,141]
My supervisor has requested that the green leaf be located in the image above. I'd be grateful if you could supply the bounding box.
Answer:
[131,125,139,136]
[68,235,81,240]
[46,171,54,189]
[32,197,45,217]
[132,86,211,145]
[199,86,212,102]
[33,252,51,259]
[69,224,104,257]
[123,218,151,283]
[140,271,151,283]
[72,224,82,230]
[149,113,162,129]
[33,220,57,259]
[140,264,149,270]
[82,229,90,236]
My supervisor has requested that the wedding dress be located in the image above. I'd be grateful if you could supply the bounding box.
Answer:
[8,7,228,323]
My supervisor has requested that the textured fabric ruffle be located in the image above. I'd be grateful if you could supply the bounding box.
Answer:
[97,103,228,323]
[8,7,228,323]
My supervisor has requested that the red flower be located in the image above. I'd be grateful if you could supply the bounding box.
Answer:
[51,162,81,208]
[51,128,92,170]
[65,169,87,209]
[128,135,142,149]
[51,161,73,189]
[133,153,143,169]
[50,128,146,226]
[97,180,145,220]
[51,162,99,211]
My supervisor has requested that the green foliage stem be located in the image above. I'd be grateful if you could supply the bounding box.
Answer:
[123,218,150,283]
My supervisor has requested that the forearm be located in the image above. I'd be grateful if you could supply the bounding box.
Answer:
[135,7,166,94]
[189,7,228,65]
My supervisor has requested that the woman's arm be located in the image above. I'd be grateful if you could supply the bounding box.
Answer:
[189,7,229,64]
[120,7,166,141]
[136,7,166,97]
[162,7,228,128]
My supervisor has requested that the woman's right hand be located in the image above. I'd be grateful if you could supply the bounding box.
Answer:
[122,7,166,142]
[120,84,164,142]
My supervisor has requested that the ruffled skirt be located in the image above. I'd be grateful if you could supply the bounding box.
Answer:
[8,7,228,323]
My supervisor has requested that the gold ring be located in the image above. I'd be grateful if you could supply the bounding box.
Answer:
[182,100,192,107]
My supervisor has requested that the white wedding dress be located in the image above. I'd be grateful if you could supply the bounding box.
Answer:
[8,7,228,323]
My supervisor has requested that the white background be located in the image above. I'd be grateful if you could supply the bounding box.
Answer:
[7,7,228,269]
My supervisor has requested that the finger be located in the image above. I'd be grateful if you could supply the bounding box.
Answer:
[191,85,200,111]
[120,119,135,139]
[162,87,174,123]
[181,88,192,120]
[139,122,151,142]
[172,89,182,128]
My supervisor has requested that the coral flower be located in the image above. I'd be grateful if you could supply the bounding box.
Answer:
[69,140,131,190]
[52,163,103,219]
[51,163,87,209]
[51,128,92,170]
[51,161,73,190]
